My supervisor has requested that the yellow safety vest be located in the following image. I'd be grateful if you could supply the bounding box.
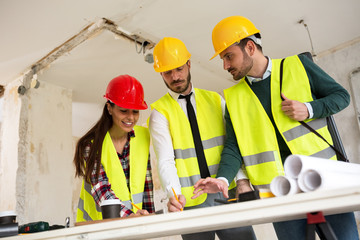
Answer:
[151,88,235,207]
[224,55,336,198]
[76,125,150,222]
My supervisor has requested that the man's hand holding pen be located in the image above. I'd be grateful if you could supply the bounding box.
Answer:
[168,188,185,212]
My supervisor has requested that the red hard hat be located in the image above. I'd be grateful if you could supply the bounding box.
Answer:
[104,75,148,110]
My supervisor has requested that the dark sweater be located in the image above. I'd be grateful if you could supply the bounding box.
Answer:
[217,54,350,183]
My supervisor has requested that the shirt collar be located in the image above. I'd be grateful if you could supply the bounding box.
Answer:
[129,129,135,139]
[247,56,272,84]
[167,85,195,100]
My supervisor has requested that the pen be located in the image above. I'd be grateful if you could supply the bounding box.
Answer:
[172,187,183,211]
[131,202,141,210]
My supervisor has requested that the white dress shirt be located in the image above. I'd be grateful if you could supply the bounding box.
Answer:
[149,85,247,197]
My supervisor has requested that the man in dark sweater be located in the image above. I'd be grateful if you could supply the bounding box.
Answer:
[192,16,359,240]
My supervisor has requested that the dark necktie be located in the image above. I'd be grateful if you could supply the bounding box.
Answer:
[179,93,210,178]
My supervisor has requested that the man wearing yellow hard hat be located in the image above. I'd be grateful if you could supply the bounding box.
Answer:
[149,37,256,240]
[192,16,358,240]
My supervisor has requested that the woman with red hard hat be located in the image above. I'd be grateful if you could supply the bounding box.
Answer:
[74,74,154,222]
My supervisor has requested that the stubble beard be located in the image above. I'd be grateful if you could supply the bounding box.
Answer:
[231,50,253,81]
[165,72,192,94]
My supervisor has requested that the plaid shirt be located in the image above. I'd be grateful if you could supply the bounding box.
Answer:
[88,130,154,217]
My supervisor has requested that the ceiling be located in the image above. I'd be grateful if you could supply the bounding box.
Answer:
[1,0,360,136]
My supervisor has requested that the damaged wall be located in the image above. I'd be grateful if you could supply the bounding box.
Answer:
[316,39,360,163]
[14,80,73,225]
[0,80,21,212]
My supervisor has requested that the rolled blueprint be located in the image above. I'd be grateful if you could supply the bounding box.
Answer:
[283,155,360,179]
[298,168,360,192]
[270,175,301,197]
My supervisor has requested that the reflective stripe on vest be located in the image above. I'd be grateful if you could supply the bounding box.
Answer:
[76,126,150,222]
[179,164,220,188]
[174,135,225,159]
[151,88,235,207]
[224,55,335,196]
[77,181,102,221]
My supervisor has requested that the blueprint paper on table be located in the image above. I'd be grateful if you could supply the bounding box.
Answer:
[284,155,360,178]
[270,155,360,196]
[270,175,301,197]
[297,168,360,192]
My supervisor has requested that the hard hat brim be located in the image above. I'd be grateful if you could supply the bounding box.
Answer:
[104,96,148,110]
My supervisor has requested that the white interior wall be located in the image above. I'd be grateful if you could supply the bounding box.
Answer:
[0,80,21,212]
[15,80,74,225]
[349,69,360,130]
[0,98,3,121]
[316,40,360,163]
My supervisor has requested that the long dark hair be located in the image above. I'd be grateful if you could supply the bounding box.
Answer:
[73,101,114,182]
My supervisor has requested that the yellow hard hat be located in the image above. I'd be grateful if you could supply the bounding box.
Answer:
[153,37,191,73]
[210,16,260,60]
